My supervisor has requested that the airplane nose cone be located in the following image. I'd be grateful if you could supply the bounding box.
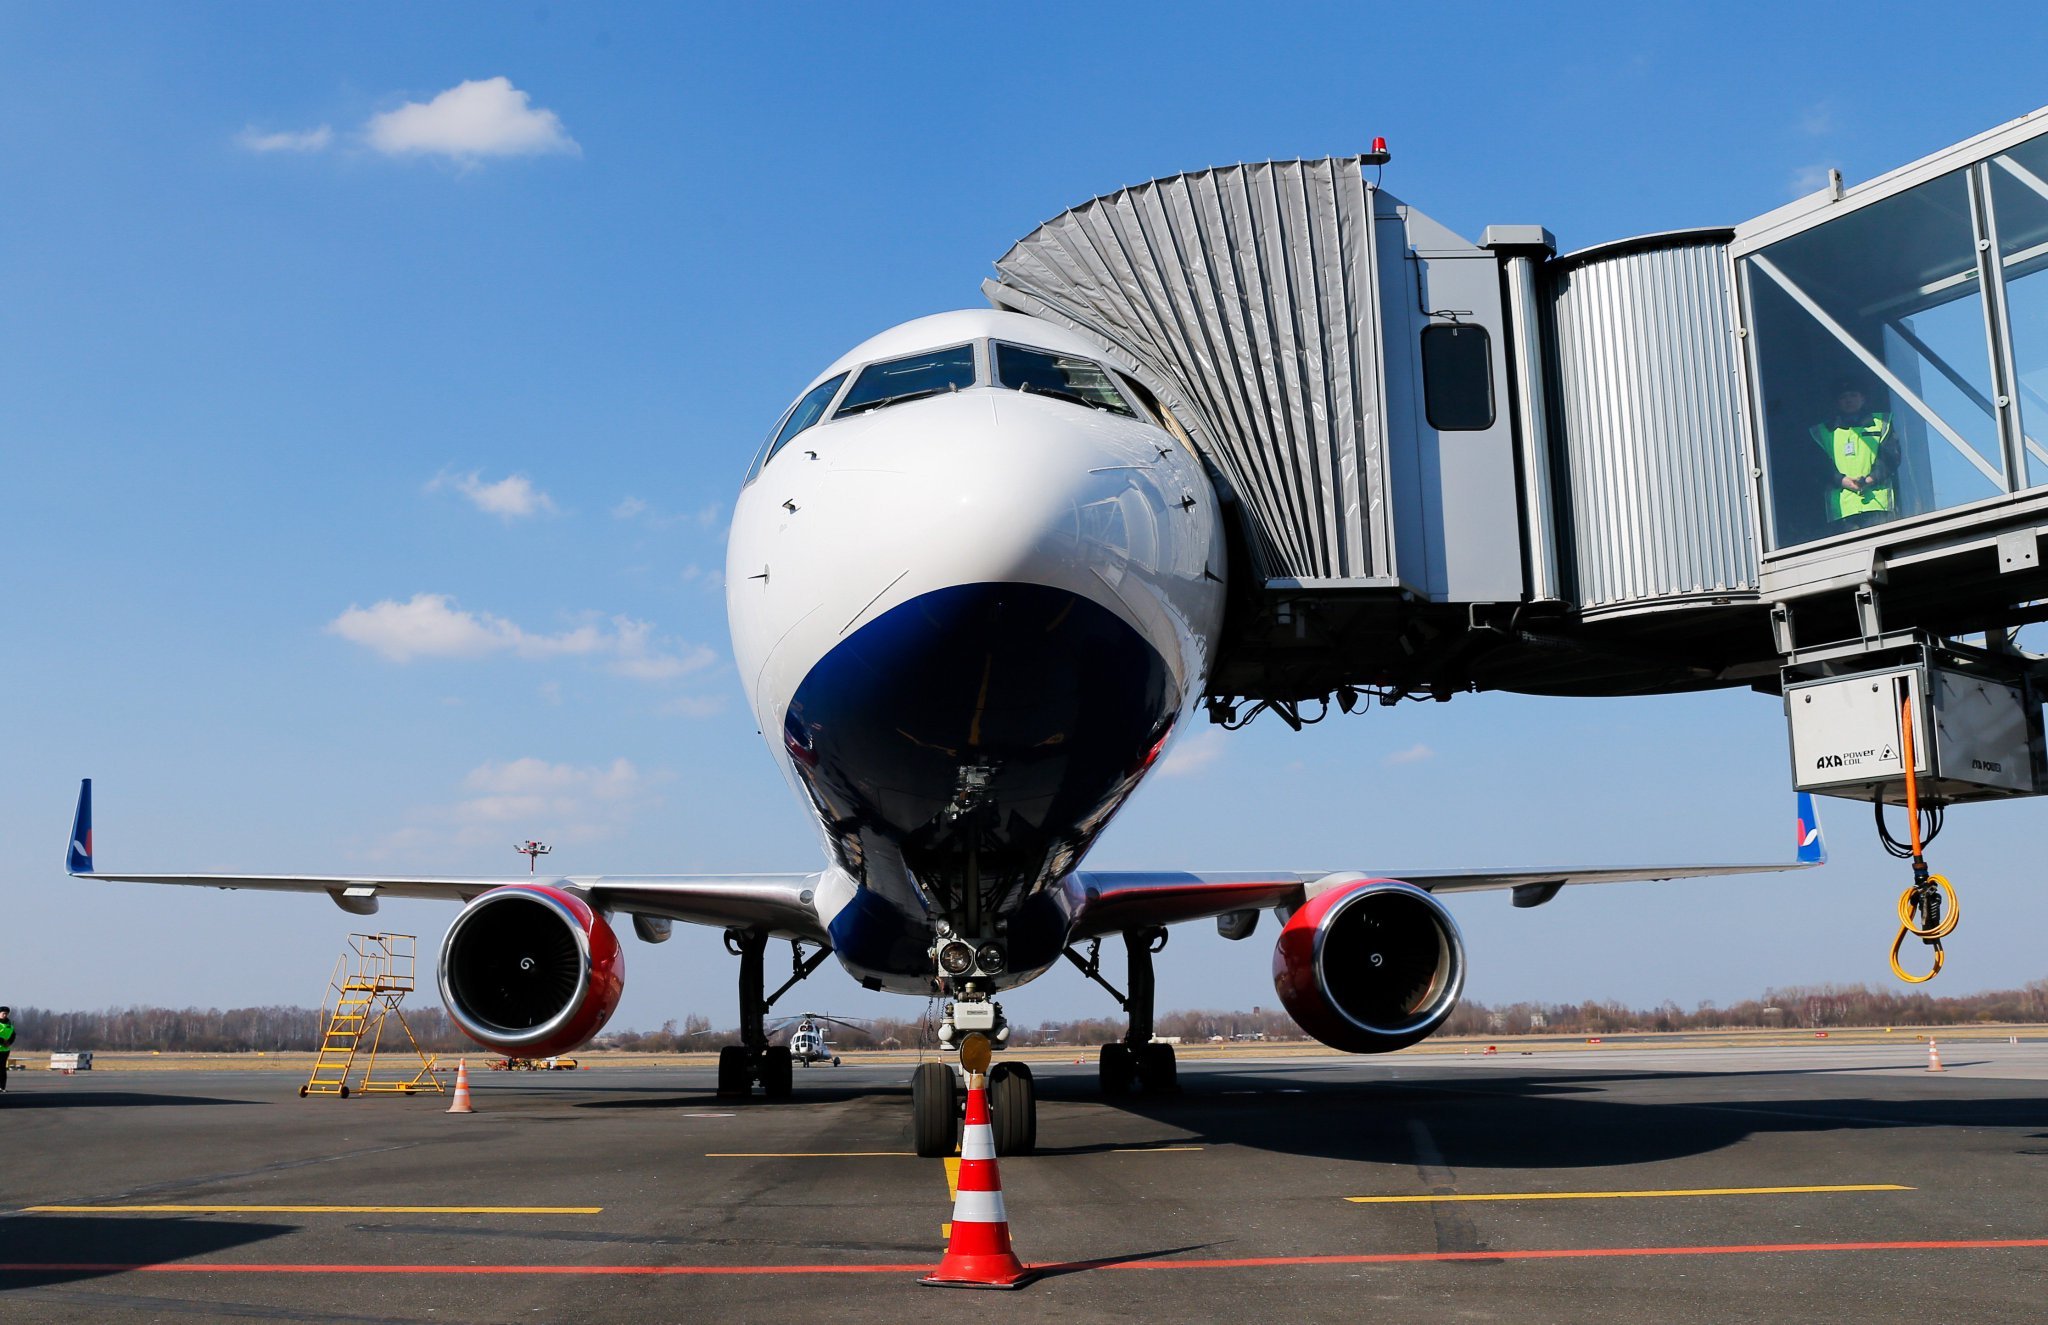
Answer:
[784,577,1178,895]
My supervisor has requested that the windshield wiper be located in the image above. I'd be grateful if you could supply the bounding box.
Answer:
[1021,383,1115,413]
[836,385,954,417]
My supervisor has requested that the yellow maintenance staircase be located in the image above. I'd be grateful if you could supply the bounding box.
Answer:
[301,933,443,1098]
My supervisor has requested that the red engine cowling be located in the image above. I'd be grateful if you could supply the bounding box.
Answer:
[438,885,624,1059]
[1271,878,1465,1053]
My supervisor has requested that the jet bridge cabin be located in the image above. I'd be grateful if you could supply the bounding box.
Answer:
[984,108,2048,808]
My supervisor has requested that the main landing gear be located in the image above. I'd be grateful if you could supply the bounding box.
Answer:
[716,928,831,1101]
[1065,927,1178,1096]
[912,996,1038,1157]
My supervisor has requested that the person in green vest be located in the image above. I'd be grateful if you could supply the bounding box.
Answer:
[1811,378,1900,531]
[0,1007,13,1092]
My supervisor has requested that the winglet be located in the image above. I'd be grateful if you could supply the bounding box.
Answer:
[68,778,94,875]
[1795,791,1827,866]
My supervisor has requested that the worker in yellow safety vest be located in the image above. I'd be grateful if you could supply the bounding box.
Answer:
[1810,380,1900,531]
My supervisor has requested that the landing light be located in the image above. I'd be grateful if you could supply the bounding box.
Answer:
[938,941,975,975]
[976,943,1006,974]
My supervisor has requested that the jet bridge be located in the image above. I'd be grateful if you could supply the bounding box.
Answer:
[985,106,2048,813]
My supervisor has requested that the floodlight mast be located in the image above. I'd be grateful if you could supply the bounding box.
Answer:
[516,840,551,875]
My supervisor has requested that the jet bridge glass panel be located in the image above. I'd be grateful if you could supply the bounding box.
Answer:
[1988,135,2048,489]
[1746,167,2008,550]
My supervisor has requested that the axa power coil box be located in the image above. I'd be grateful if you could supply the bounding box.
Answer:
[1786,663,2044,804]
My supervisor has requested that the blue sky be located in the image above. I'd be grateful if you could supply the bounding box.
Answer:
[7,4,2048,1032]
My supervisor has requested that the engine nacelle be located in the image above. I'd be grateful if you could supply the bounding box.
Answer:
[1271,878,1465,1053]
[438,885,624,1058]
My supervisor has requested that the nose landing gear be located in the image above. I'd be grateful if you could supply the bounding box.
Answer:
[914,986,1037,1156]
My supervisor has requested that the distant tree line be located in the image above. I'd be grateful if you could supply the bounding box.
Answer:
[1436,979,2048,1037]
[10,1004,473,1053]
[11,980,2048,1052]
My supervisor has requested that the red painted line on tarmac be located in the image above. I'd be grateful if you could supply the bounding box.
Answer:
[3,1238,2047,1277]
[0,1262,933,1276]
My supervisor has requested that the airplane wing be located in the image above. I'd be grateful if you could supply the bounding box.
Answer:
[1062,793,1830,939]
[64,779,827,941]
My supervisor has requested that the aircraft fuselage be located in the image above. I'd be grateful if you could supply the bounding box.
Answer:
[727,310,1225,994]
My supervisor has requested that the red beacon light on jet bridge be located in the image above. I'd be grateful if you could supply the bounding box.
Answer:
[1362,136,1391,166]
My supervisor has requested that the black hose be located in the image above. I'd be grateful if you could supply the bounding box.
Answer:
[1875,797,1942,859]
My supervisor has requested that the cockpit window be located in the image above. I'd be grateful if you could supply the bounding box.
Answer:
[835,344,976,418]
[748,371,848,482]
[993,342,1136,417]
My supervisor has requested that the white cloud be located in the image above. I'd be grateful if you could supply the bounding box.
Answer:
[365,757,663,860]
[1789,163,1838,198]
[366,77,578,159]
[659,694,728,719]
[678,563,726,592]
[428,469,556,519]
[1383,743,1434,767]
[1799,101,1836,137]
[1157,728,1224,777]
[326,592,710,681]
[607,617,715,681]
[608,498,728,535]
[238,125,333,153]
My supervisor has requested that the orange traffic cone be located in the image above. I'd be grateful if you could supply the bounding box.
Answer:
[922,1064,1031,1289]
[447,1058,475,1113]
[1927,1038,1946,1073]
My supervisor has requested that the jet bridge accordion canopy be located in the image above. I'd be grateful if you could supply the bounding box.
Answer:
[987,159,1390,586]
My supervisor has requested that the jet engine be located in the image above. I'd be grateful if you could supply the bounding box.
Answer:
[438,885,624,1058]
[1271,878,1465,1053]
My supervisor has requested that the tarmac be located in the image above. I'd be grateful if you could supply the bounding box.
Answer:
[3,1039,2046,1323]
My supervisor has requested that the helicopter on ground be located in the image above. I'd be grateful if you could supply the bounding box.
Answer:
[773,1013,871,1067]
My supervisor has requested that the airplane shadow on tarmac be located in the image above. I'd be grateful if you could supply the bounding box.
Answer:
[0,1215,293,1288]
[573,1085,882,1110]
[550,1063,2048,1171]
[0,1092,255,1109]
[1024,1067,2048,1170]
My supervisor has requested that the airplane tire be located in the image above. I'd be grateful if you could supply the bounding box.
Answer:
[1099,1043,1135,1096]
[1138,1042,1179,1093]
[761,1046,794,1100]
[716,1045,752,1098]
[989,1062,1037,1155]
[912,1061,958,1157]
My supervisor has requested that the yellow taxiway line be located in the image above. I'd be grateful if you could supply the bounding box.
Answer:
[1346,1184,1912,1205]
[25,1204,603,1215]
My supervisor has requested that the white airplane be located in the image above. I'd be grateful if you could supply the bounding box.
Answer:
[66,308,1825,1156]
